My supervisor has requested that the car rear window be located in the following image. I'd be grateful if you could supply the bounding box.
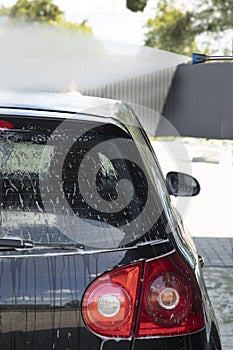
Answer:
[0,115,167,249]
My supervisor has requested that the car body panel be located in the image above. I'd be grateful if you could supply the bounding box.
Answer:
[0,240,173,349]
[0,92,117,118]
[0,92,222,350]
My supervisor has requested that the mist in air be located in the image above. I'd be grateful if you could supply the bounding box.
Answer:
[0,24,189,92]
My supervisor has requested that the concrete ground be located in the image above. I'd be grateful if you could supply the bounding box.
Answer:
[151,138,233,244]
[151,138,233,350]
[203,267,233,350]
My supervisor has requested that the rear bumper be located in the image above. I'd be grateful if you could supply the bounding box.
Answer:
[100,329,212,350]
[132,329,208,350]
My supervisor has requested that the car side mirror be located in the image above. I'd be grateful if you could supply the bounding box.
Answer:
[166,171,200,197]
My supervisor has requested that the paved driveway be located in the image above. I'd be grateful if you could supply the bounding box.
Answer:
[152,138,233,350]
[152,138,233,239]
[204,267,233,350]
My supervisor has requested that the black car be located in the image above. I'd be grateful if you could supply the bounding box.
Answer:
[0,92,221,350]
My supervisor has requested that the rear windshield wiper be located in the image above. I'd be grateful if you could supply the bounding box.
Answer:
[0,237,34,249]
[33,242,85,250]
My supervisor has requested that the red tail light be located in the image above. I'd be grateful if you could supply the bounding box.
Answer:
[136,252,205,337]
[82,252,205,339]
[82,263,142,338]
[0,120,14,129]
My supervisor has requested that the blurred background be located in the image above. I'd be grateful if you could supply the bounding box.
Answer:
[1,0,233,54]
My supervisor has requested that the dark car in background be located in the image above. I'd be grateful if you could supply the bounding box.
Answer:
[0,92,221,350]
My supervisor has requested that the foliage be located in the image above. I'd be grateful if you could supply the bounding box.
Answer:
[58,19,92,34]
[194,0,233,33]
[145,1,197,56]
[145,0,233,55]
[0,0,92,33]
[126,0,147,12]
[0,0,62,23]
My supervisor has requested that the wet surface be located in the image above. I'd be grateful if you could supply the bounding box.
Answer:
[194,238,233,267]
[204,267,233,350]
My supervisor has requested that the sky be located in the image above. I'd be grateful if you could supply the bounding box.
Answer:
[0,0,151,44]
[0,0,231,53]
[0,0,196,45]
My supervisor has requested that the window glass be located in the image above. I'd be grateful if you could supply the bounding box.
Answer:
[0,116,167,249]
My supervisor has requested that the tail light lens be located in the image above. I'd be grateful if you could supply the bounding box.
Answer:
[0,120,14,129]
[136,252,205,337]
[146,272,192,326]
[82,252,205,339]
[82,263,142,338]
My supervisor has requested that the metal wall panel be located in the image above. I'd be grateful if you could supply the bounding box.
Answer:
[160,63,233,139]
[82,66,176,135]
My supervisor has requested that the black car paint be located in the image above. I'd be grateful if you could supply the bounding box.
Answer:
[0,95,222,350]
[0,241,210,350]
[0,239,172,349]
[0,241,218,350]
[0,237,219,350]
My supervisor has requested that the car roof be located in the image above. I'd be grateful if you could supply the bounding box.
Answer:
[0,91,120,119]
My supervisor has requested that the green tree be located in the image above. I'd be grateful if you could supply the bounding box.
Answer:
[0,0,62,23]
[59,19,92,34]
[194,0,233,33]
[126,0,147,12]
[145,0,233,55]
[145,1,197,56]
[0,0,92,33]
